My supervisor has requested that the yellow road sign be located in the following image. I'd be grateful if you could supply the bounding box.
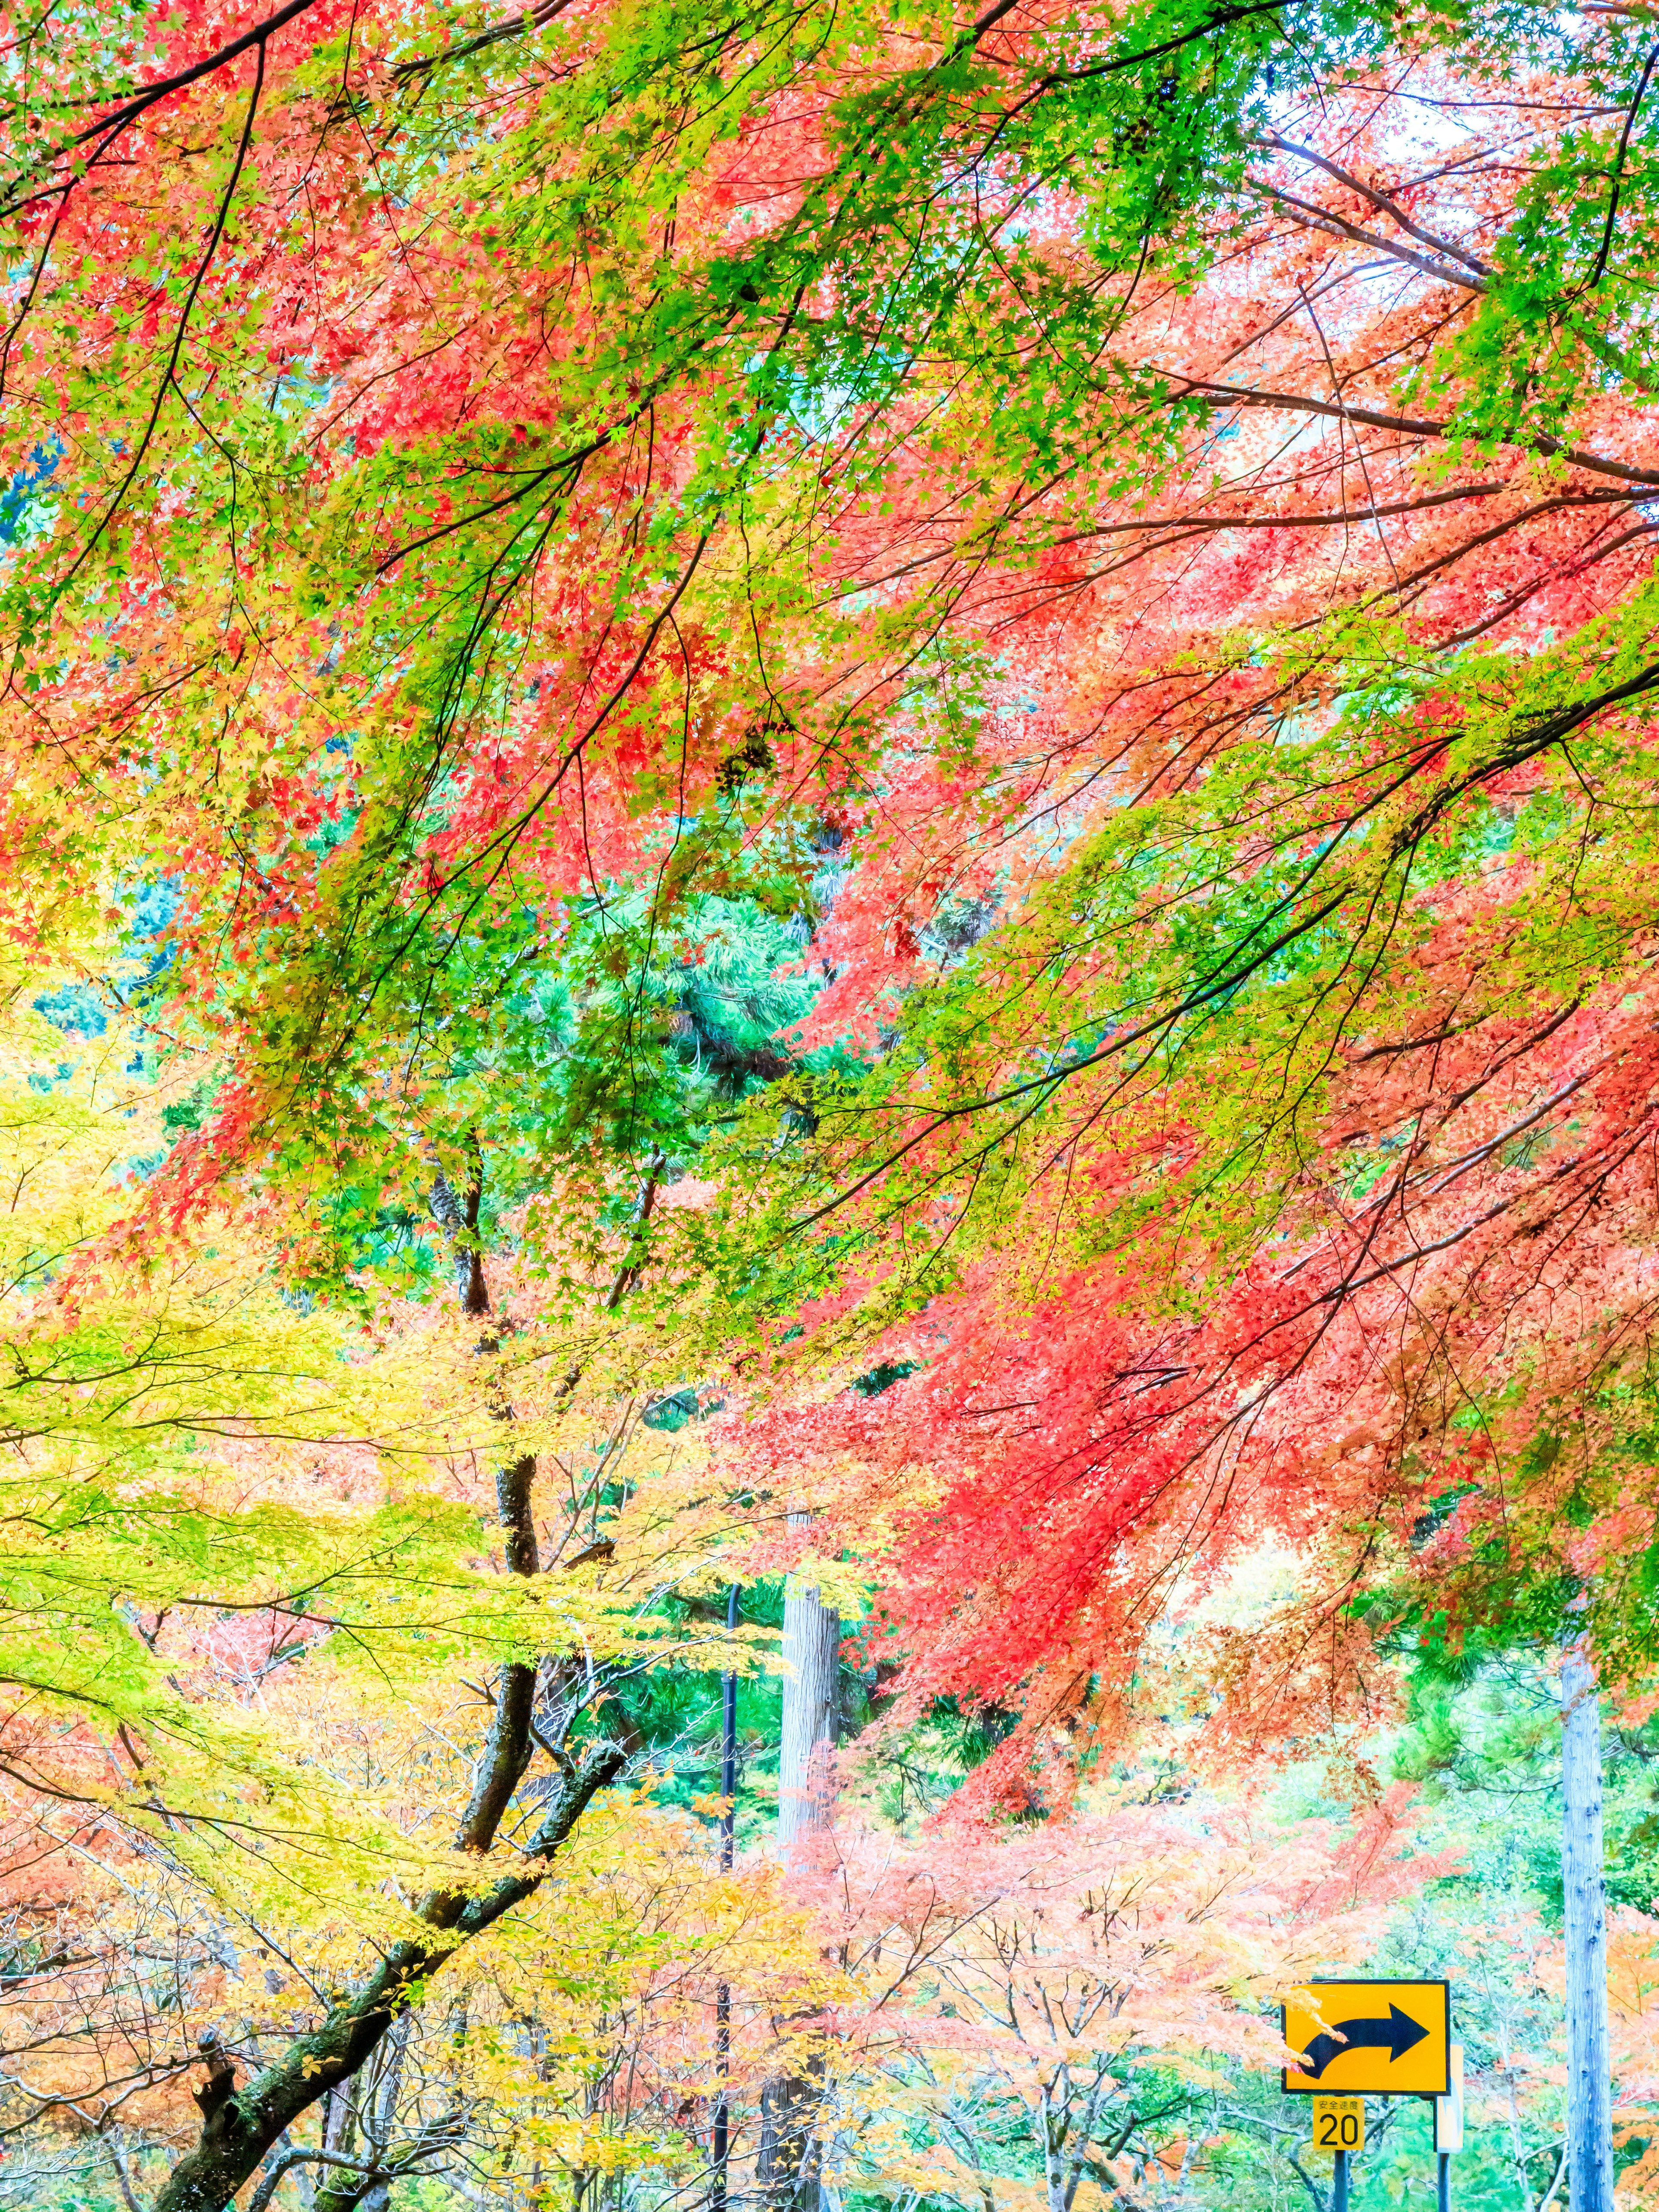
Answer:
[1311,2097,1365,2155]
[1282,1980,1450,2096]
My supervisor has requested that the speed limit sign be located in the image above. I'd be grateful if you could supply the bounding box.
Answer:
[1312,2097,1366,2154]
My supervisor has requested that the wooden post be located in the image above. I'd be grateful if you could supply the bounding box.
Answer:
[1563,1640,1615,2212]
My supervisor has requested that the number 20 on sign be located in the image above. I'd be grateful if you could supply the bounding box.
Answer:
[1313,2098,1365,2155]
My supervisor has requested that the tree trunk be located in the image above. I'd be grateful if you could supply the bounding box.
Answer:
[1562,1640,1614,2212]
[151,1162,623,2212]
[776,1513,839,1852]
[712,1585,739,2212]
[759,2064,827,2212]
[761,1516,840,2212]
[153,1745,623,2212]
[311,2014,409,2212]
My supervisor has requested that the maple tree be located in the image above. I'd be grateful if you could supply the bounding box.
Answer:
[0,949,788,2209]
[8,0,1659,2204]
[806,1780,1452,2211]
[683,41,1659,1787]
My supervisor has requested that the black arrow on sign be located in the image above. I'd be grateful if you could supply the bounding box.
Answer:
[1295,2004,1430,2080]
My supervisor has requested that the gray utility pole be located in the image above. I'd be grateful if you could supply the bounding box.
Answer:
[1562,1640,1615,2212]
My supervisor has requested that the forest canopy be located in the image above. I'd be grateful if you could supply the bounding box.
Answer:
[3,0,1659,2206]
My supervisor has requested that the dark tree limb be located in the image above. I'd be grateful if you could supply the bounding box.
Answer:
[395,0,576,79]
[73,0,321,149]
[151,1148,612,2212]
[153,1742,624,2212]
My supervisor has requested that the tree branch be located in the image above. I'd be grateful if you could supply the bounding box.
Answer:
[76,0,320,149]
[1189,376,1659,488]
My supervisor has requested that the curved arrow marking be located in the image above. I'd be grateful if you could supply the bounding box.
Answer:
[1295,2004,1430,2081]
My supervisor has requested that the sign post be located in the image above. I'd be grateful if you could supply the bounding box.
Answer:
[1282,1980,1454,2208]
[1434,2044,1464,2212]
[1311,2097,1363,2212]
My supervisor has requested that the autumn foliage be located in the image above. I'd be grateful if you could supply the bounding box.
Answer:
[5,0,1659,2203]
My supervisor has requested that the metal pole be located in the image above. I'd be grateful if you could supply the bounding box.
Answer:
[1437,2150,1449,2212]
[1332,2148,1349,2212]
[712,1584,740,2212]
